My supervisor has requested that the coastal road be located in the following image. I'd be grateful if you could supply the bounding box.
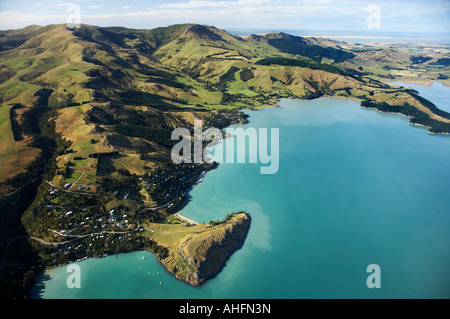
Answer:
[49,229,130,238]
[0,235,66,272]
[0,230,131,272]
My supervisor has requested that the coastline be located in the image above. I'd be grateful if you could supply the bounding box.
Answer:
[29,79,450,297]
[159,212,251,287]
[387,78,450,88]
[29,118,251,296]
[174,213,199,225]
[29,85,450,299]
[360,105,450,135]
[32,213,252,298]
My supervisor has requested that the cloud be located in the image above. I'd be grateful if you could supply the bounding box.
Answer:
[155,0,272,9]
[0,10,68,29]
[1,0,449,33]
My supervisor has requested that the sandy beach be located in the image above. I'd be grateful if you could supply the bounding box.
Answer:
[174,213,199,225]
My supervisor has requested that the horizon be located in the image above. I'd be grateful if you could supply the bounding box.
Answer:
[3,22,450,36]
[3,22,450,46]
[2,22,450,45]
[0,0,449,35]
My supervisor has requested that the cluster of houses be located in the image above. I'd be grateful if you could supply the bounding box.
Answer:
[108,209,131,229]
[48,187,59,195]
[203,110,248,129]
[77,184,91,191]
[62,183,91,191]
[54,231,136,266]
[111,190,130,199]
[55,208,133,233]
[142,164,208,205]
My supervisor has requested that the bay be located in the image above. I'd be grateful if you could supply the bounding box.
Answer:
[391,81,450,113]
[31,85,450,299]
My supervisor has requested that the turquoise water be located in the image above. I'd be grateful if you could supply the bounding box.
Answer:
[31,88,450,299]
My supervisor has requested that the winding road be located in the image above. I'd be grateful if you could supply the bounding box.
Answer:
[0,230,130,272]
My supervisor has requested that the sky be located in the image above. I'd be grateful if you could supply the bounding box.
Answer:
[0,0,449,34]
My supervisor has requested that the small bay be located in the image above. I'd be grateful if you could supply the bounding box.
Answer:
[391,81,450,113]
[32,84,450,299]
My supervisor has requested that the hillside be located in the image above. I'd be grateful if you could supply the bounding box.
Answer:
[0,23,450,298]
[147,212,251,286]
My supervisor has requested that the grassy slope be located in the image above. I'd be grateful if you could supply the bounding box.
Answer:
[1,23,449,186]
[1,23,449,189]
[0,25,97,185]
[0,103,41,187]
[145,212,250,285]
[52,103,111,187]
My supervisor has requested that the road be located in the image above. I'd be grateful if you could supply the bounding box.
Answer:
[0,230,130,272]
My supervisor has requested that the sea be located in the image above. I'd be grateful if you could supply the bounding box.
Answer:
[31,82,450,299]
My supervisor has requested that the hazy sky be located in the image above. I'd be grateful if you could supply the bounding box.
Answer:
[0,0,449,33]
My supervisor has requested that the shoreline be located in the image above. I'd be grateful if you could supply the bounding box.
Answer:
[387,78,450,89]
[173,213,199,225]
[29,79,450,297]
[360,105,450,136]
[29,117,250,296]
[32,213,252,298]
